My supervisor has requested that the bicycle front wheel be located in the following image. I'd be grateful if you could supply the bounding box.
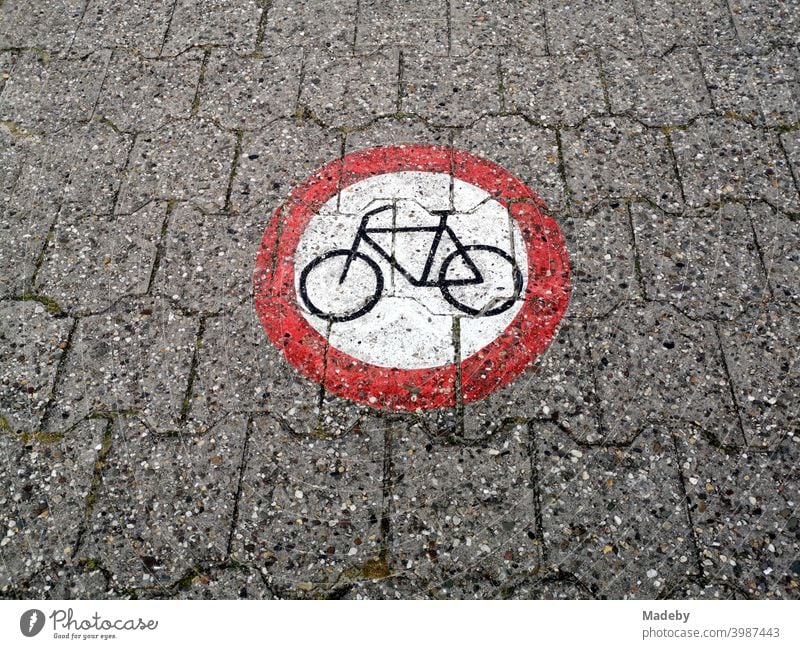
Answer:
[439,245,523,317]
[299,249,384,322]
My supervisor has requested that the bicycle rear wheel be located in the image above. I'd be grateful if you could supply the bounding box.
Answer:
[438,245,523,317]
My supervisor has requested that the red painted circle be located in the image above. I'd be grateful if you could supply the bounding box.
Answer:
[253,145,570,411]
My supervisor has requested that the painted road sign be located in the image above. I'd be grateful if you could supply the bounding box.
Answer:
[253,145,570,411]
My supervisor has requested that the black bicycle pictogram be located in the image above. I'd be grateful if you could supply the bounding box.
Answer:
[299,204,523,322]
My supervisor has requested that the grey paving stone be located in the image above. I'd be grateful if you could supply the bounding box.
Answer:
[154,204,261,314]
[781,130,800,206]
[749,202,800,302]
[562,117,682,212]
[79,416,246,592]
[117,119,236,214]
[632,202,769,320]
[504,53,606,127]
[47,296,198,432]
[602,47,712,126]
[0,203,57,299]
[560,203,639,316]
[341,575,425,599]
[4,122,131,222]
[543,0,643,55]
[36,204,163,315]
[260,0,357,52]
[634,0,737,54]
[675,431,800,598]
[177,564,274,599]
[0,51,14,95]
[663,578,743,599]
[701,46,800,126]
[0,123,26,198]
[728,0,800,49]
[17,561,112,599]
[161,0,263,56]
[390,425,540,597]
[537,424,697,599]
[459,318,597,442]
[198,48,302,130]
[355,0,449,55]
[345,116,450,153]
[453,116,566,213]
[0,301,73,433]
[0,418,105,594]
[449,0,546,56]
[229,415,385,594]
[401,53,499,127]
[0,50,110,134]
[187,302,320,434]
[70,1,175,57]
[718,302,800,450]
[48,122,133,214]
[499,573,595,599]
[95,51,204,132]
[672,117,800,215]
[0,0,85,52]
[299,51,399,128]
[230,118,342,216]
[588,302,740,445]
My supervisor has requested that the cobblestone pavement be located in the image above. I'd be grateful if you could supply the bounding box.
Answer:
[1,1,798,600]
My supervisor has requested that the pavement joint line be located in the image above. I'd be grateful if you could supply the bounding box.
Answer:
[179,316,208,424]
[254,0,273,49]
[191,47,213,118]
[692,44,718,113]
[146,200,176,294]
[396,50,405,114]
[38,316,78,433]
[553,127,573,213]
[29,202,62,290]
[669,429,709,581]
[663,127,688,207]
[496,53,505,113]
[745,203,776,300]
[72,417,115,557]
[594,48,613,114]
[379,420,396,568]
[712,321,750,447]
[223,129,244,213]
[159,0,180,59]
[445,0,452,56]
[225,415,254,559]
[527,421,549,566]
[352,0,361,50]
[625,202,649,301]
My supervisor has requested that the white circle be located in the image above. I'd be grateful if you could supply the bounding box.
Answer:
[294,172,528,369]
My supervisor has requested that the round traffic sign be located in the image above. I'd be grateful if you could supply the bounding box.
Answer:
[253,145,570,411]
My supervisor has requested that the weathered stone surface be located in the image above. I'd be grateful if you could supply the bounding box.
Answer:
[199,48,302,130]
[632,203,769,320]
[96,51,204,132]
[0,51,110,134]
[562,117,682,212]
[117,119,236,214]
[538,425,697,599]
[0,301,73,433]
[36,204,164,314]
[0,419,106,594]
[672,117,800,215]
[229,416,385,594]
[47,297,198,432]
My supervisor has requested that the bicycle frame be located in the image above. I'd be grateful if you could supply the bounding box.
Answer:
[339,204,483,287]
